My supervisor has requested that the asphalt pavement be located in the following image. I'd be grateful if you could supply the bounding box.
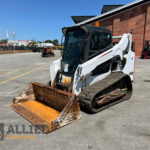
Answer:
[0,52,150,150]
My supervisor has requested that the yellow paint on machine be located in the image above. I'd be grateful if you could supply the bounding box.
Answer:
[11,82,81,133]
[19,100,60,122]
[62,75,72,85]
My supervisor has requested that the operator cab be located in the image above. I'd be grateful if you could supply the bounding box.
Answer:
[61,25,113,76]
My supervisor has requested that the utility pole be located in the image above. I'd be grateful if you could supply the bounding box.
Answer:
[12,32,16,50]
[6,30,9,40]
[6,31,9,46]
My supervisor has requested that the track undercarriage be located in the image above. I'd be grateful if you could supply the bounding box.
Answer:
[79,72,132,113]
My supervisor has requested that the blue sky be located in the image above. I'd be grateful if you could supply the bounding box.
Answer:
[0,0,134,42]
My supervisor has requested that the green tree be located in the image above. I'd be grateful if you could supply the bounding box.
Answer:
[0,39,8,43]
[53,39,59,46]
[37,41,42,43]
[44,40,53,43]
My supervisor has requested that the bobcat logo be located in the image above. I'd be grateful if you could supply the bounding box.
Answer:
[0,123,4,141]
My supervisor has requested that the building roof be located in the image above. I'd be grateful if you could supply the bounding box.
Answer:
[73,0,149,27]
[101,5,124,14]
[71,5,123,24]
[71,16,95,24]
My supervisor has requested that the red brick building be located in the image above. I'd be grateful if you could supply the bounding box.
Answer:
[72,0,150,57]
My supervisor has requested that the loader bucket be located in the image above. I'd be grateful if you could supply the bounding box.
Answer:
[11,82,81,133]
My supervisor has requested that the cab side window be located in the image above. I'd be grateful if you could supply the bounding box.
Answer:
[89,32,111,57]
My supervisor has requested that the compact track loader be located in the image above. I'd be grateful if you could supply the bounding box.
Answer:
[11,25,135,133]
[42,48,55,57]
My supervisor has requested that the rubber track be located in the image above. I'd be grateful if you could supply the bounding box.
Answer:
[78,72,132,113]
